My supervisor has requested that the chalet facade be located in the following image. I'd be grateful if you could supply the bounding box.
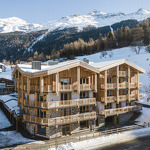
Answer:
[12,59,145,139]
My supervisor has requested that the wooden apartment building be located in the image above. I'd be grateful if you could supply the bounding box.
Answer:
[12,59,145,139]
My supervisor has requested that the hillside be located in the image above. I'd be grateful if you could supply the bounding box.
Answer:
[0,8,150,62]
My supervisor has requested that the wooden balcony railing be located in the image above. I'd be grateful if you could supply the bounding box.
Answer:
[101,105,142,118]
[80,84,94,90]
[119,83,128,88]
[59,85,74,91]
[23,111,96,126]
[24,98,96,109]
[139,94,142,99]
[101,96,116,103]
[119,95,128,101]
[119,71,127,77]
[139,83,142,88]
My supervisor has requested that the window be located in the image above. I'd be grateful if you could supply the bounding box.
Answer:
[126,78,128,82]
[80,121,89,129]
[107,90,112,96]
[61,78,71,85]
[116,102,122,108]
[80,78,89,84]
[80,106,89,113]
[80,92,89,99]
[107,78,111,83]
[105,103,112,109]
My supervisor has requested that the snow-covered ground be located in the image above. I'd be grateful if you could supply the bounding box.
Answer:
[0,131,34,148]
[48,127,150,150]
[0,109,11,130]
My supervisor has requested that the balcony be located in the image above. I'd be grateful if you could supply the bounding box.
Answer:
[59,85,75,91]
[101,105,142,118]
[101,83,117,89]
[80,84,94,91]
[23,98,96,109]
[23,111,96,126]
[101,96,116,103]
[119,71,127,77]
[119,95,128,101]
[139,83,142,88]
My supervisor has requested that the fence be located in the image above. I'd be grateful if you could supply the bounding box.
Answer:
[48,124,144,148]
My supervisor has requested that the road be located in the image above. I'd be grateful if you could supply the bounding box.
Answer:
[90,135,150,150]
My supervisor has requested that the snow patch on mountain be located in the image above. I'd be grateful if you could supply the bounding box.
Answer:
[0,17,42,33]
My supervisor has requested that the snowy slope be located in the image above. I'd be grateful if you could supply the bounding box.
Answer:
[0,17,42,33]
[1,8,150,33]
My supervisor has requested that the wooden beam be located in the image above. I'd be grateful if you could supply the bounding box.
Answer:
[105,70,107,105]
[56,73,59,95]
[77,67,80,93]
[128,66,130,102]
[27,77,30,95]
[40,77,44,93]
[117,66,119,104]
[95,74,97,92]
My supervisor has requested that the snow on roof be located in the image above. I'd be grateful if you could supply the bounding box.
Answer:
[17,59,81,73]
[0,95,22,117]
[16,59,99,76]
[0,95,17,103]
[16,59,145,76]
[90,59,145,73]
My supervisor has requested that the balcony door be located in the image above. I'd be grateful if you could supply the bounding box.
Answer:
[61,93,72,136]
[61,124,71,136]
[60,93,72,116]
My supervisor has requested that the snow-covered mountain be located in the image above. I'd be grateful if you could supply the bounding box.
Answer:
[0,17,42,33]
[1,8,150,33]
[42,8,150,31]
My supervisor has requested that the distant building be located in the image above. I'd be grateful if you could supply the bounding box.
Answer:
[0,63,6,72]
[0,78,15,95]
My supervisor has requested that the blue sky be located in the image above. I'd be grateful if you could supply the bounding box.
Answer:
[0,0,150,23]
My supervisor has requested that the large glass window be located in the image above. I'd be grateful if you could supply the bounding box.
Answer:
[80,92,89,99]
[80,78,89,84]
[61,78,71,85]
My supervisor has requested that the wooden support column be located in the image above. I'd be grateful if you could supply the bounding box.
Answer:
[128,66,130,102]
[77,67,80,93]
[40,77,44,93]
[136,71,139,101]
[21,75,24,108]
[27,77,30,95]
[16,118,18,131]
[15,73,17,91]
[95,74,97,92]
[117,66,119,104]
[56,72,59,95]
[18,71,20,105]
[48,75,50,92]
[105,70,107,105]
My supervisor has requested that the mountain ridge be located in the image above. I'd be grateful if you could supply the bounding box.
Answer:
[0,8,150,33]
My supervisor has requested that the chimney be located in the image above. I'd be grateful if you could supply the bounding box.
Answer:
[48,61,58,66]
[83,58,89,64]
[32,61,41,70]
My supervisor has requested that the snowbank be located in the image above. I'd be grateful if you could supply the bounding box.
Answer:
[0,109,11,130]
[0,131,34,147]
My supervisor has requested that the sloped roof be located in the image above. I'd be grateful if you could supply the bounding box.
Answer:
[13,59,99,78]
[90,59,145,73]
